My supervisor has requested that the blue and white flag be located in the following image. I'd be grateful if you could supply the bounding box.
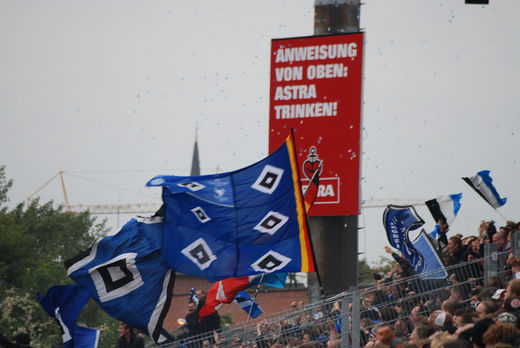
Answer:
[426,193,462,238]
[234,291,263,319]
[146,135,315,282]
[383,205,425,274]
[463,170,507,209]
[425,193,462,227]
[65,217,175,344]
[412,230,448,280]
[38,285,100,348]
[429,224,442,240]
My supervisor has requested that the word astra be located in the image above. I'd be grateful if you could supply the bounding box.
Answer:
[301,183,336,198]
[275,43,358,63]
[274,85,317,101]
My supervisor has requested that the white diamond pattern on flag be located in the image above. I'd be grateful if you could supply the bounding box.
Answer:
[254,211,289,235]
[191,206,211,223]
[251,165,284,194]
[251,250,291,273]
[177,181,206,191]
[181,238,217,270]
[88,253,143,303]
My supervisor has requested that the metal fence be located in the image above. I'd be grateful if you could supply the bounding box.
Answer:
[152,249,512,348]
[158,292,346,348]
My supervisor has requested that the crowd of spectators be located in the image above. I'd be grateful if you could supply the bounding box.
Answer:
[170,219,520,348]
[361,219,520,348]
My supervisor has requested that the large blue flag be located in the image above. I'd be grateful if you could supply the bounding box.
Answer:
[412,230,448,280]
[234,291,263,319]
[38,284,99,348]
[146,134,315,282]
[463,170,506,209]
[65,216,175,344]
[383,205,425,274]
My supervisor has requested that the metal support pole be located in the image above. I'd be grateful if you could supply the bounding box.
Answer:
[341,295,351,348]
[308,0,362,299]
[484,243,498,286]
[498,251,506,282]
[315,0,360,34]
[352,287,360,348]
[513,232,520,258]
[309,216,358,297]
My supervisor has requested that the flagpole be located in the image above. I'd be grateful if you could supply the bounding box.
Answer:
[494,208,509,222]
[242,273,265,344]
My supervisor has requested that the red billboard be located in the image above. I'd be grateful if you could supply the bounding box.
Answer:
[269,33,364,216]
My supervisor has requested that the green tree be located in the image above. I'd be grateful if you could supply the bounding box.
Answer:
[374,255,395,276]
[220,313,234,328]
[358,256,396,286]
[358,258,375,286]
[0,166,112,348]
[0,165,13,208]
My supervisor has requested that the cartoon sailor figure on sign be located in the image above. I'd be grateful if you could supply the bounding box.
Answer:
[302,146,323,180]
[300,145,340,208]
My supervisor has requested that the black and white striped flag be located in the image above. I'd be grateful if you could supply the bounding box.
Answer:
[463,170,506,209]
[425,193,462,227]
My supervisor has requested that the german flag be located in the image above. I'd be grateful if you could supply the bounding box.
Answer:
[286,132,315,273]
[303,161,321,213]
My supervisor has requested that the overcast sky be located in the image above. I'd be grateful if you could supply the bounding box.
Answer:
[1,1,519,264]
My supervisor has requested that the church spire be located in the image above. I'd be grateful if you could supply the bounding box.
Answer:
[190,128,200,176]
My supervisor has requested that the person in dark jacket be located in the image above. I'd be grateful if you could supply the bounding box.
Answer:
[384,246,415,277]
[384,246,428,294]
[186,300,201,337]
[447,236,465,265]
[197,295,221,334]
[117,322,144,348]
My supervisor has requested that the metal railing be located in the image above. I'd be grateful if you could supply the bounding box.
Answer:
[153,251,512,348]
